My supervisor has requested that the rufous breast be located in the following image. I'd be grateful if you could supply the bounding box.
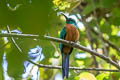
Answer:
[62,24,79,54]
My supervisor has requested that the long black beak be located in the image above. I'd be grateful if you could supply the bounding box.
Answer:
[61,13,68,21]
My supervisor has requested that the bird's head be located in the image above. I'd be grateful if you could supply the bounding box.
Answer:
[61,13,77,26]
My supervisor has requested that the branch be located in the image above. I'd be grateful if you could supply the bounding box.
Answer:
[6,25,22,53]
[28,60,120,72]
[90,28,120,52]
[68,1,81,13]
[0,33,120,69]
[44,36,120,69]
[0,33,39,38]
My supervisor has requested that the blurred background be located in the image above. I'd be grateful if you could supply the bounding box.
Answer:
[0,0,120,80]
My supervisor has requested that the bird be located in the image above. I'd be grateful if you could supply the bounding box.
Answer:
[59,13,79,79]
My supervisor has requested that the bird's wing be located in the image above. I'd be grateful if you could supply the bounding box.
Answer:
[59,27,66,51]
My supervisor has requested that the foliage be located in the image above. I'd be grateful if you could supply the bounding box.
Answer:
[0,0,120,80]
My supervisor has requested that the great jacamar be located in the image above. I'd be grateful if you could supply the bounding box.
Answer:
[59,13,79,79]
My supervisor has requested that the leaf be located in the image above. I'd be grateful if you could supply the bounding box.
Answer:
[112,72,120,80]
[0,0,56,35]
[109,8,120,26]
[38,40,55,64]
[40,68,53,80]
[100,0,115,8]
[75,72,96,80]
[100,19,111,34]
[96,73,110,80]
[40,68,47,79]
[82,2,100,15]
[6,47,24,79]
[38,40,55,57]
[6,37,38,79]
[109,35,120,48]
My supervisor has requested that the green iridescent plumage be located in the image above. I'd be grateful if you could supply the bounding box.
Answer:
[59,27,66,51]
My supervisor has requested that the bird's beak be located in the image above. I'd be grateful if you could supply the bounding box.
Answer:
[61,13,68,21]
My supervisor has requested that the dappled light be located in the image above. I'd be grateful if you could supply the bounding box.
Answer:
[0,0,120,80]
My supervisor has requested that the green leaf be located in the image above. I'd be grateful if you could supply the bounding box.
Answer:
[40,68,53,80]
[6,38,38,79]
[82,2,100,15]
[110,8,120,26]
[100,19,111,34]
[75,72,96,80]
[38,40,55,64]
[96,73,109,80]
[0,0,56,35]
[100,0,115,8]
[112,72,120,80]
[6,47,24,79]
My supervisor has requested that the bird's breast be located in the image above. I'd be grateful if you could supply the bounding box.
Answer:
[65,24,79,41]
[62,24,79,54]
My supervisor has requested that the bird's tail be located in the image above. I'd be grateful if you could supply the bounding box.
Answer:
[62,53,69,79]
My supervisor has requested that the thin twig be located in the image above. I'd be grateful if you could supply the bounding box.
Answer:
[0,33,120,69]
[6,25,22,53]
[28,60,120,72]
[80,16,99,74]
[90,28,120,52]
[91,0,108,56]
[68,1,81,13]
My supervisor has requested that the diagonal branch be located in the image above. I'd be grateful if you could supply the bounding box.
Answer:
[6,25,22,53]
[44,35,120,69]
[0,33,120,69]
[90,28,120,52]
[28,60,120,72]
